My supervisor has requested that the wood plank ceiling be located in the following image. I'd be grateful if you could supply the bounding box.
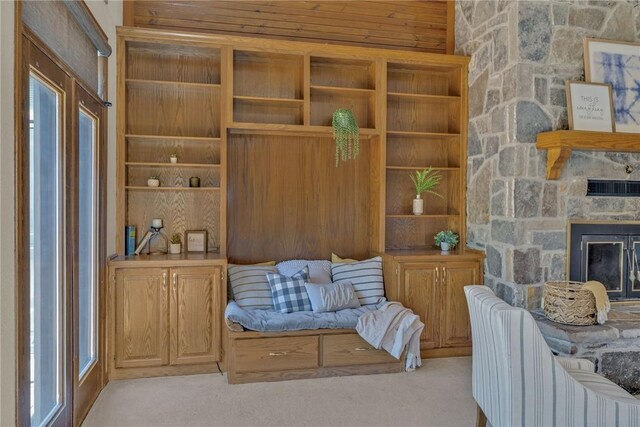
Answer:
[125,1,453,54]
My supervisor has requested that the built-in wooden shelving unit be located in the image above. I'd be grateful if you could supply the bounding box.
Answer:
[117,27,472,260]
[536,130,640,179]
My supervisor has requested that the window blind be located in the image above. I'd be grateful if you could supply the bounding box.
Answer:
[22,0,111,100]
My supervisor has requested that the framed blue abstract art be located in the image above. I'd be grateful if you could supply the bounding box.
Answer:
[585,38,640,133]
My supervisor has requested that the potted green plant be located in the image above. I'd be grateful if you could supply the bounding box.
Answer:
[169,233,182,254]
[435,230,459,252]
[409,167,442,215]
[332,109,360,166]
[147,176,160,187]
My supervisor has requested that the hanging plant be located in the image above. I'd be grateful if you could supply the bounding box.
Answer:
[332,109,360,166]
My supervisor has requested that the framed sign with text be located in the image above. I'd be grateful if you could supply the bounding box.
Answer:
[566,81,615,132]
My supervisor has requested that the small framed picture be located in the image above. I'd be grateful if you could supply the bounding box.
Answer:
[566,81,615,132]
[584,38,640,133]
[185,230,208,253]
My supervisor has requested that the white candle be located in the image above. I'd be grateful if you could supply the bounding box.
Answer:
[152,218,163,228]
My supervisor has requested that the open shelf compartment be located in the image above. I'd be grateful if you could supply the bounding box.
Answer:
[310,56,376,90]
[387,62,461,97]
[126,41,221,84]
[233,50,304,99]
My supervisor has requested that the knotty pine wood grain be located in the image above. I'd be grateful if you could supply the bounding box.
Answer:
[127,1,450,54]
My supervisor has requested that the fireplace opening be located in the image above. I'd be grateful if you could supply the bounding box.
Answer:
[569,223,640,300]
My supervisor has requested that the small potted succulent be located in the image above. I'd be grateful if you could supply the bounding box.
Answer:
[410,167,442,215]
[435,230,459,252]
[169,233,182,254]
[170,153,178,164]
[147,176,160,187]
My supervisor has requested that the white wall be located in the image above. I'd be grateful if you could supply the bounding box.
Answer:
[0,2,121,424]
[0,1,16,424]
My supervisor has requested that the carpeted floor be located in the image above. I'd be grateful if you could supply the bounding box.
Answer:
[83,357,475,427]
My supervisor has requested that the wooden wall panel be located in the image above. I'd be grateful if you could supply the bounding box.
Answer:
[227,134,372,263]
[127,1,452,54]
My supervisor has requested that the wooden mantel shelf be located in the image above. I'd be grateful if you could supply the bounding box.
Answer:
[536,130,640,180]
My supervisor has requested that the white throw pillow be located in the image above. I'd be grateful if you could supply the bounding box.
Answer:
[304,282,361,313]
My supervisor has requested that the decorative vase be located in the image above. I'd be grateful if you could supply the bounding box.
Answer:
[170,155,178,164]
[440,242,450,252]
[169,243,181,254]
[189,176,200,187]
[412,195,424,215]
[147,178,160,187]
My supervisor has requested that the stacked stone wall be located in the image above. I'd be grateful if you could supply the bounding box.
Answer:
[457,0,640,307]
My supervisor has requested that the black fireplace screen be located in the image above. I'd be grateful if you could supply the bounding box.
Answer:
[569,223,640,300]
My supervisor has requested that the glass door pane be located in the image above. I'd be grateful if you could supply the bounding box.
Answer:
[78,108,98,378]
[29,72,63,426]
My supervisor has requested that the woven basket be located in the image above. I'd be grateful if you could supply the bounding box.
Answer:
[543,281,597,326]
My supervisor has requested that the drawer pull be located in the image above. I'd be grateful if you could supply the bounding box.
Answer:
[268,351,288,357]
[355,347,375,351]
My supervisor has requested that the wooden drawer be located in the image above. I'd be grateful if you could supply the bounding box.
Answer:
[322,334,398,367]
[234,336,319,373]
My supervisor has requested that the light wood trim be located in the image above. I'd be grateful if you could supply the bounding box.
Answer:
[535,130,640,179]
[126,134,221,142]
[108,253,226,268]
[228,122,379,138]
[303,54,311,126]
[476,404,488,427]
[123,0,135,27]
[126,78,221,89]
[220,45,232,257]
[228,362,403,385]
[386,130,460,138]
[115,34,126,253]
[116,27,470,66]
[109,362,221,380]
[421,346,472,358]
[387,92,460,102]
[124,186,220,191]
[125,162,220,168]
[446,0,455,55]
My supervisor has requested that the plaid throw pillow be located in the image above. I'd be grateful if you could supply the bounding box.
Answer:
[266,267,312,313]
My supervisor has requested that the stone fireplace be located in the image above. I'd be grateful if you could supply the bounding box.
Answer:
[456,0,640,308]
[569,222,640,300]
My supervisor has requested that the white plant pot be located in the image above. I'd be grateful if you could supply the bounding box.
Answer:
[170,156,178,164]
[412,195,424,215]
[440,242,451,252]
[169,243,181,254]
[147,178,160,187]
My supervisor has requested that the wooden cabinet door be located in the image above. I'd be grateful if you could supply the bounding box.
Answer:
[170,267,221,365]
[440,261,481,348]
[398,263,440,350]
[114,268,169,368]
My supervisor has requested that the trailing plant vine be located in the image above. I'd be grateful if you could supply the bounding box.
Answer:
[332,109,360,166]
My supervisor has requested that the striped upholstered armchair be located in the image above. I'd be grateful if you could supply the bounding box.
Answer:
[464,286,640,427]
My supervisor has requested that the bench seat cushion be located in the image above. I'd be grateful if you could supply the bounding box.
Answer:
[225,299,386,332]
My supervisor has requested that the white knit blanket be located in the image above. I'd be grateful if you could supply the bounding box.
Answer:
[355,301,425,371]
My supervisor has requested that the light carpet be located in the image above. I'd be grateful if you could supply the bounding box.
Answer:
[83,357,475,427]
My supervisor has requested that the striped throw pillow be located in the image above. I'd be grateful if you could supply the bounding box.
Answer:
[331,256,385,306]
[228,264,278,310]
